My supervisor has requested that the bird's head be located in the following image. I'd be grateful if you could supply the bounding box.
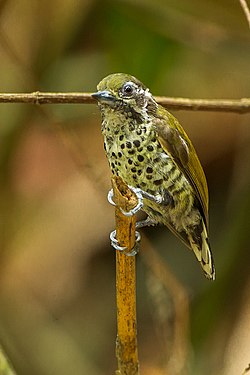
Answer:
[92,73,158,120]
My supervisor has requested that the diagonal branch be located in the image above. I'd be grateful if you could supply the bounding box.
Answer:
[0,92,249,113]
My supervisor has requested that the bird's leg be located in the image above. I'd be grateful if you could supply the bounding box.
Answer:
[107,186,161,255]
[110,230,141,256]
[108,186,163,215]
[139,190,163,204]
[141,189,174,207]
[107,186,144,216]
[136,216,158,228]
[108,187,142,256]
[107,188,117,207]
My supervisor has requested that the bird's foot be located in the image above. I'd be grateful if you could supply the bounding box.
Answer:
[107,186,163,216]
[140,190,163,204]
[107,186,144,216]
[110,230,141,256]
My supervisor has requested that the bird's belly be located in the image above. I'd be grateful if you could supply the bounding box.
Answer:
[105,135,197,231]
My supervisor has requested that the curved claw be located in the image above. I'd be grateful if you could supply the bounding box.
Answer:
[125,232,141,256]
[110,230,126,251]
[120,186,144,217]
[110,230,141,256]
[107,189,116,206]
[108,185,160,217]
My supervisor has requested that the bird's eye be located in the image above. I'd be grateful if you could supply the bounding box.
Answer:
[121,83,135,97]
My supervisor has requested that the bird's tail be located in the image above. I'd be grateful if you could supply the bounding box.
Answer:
[188,219,215,280]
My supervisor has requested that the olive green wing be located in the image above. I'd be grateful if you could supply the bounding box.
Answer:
[154,107,209,228]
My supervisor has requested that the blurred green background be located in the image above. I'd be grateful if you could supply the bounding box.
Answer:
[0,0,249,374]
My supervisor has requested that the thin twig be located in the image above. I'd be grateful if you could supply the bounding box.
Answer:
[112,176,139,375]
[153,96,250,114]
[0,92,249,113]
[0,92,93,104]
[239,0,250,29]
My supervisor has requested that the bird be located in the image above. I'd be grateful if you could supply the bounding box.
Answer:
[92,73,215,280]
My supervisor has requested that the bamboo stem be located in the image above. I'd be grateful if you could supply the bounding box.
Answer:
[111,176,139,375]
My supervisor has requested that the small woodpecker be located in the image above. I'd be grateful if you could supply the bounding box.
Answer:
[92,73,215,280]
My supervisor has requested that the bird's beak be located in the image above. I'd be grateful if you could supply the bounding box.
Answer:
[91,90,115,104]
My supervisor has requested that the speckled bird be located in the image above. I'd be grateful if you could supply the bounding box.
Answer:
[92,73,215,280]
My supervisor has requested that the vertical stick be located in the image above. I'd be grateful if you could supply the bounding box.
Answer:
[111,177,139,375]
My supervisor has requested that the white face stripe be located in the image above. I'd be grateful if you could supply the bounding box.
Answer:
[143,88,153,107]
[117,81,157,115]
[118,81,139,98]
[122,81,151,97]
[124,81,139,93]
[126,81,138,87]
